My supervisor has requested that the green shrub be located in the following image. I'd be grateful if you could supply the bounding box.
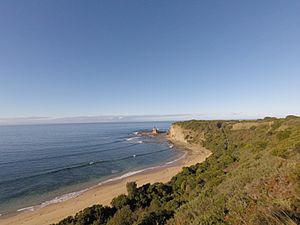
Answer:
[137,210,173,225]
[253,141,268,152]
[277,130,292,141]
[126,182,137,199]
[272,147,289,158]
[111,194,130,209]
[107,205,134,225]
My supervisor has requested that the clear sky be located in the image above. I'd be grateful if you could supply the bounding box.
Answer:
[0,0,299,120]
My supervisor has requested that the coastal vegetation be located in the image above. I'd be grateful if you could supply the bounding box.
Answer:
[55,116,300,225]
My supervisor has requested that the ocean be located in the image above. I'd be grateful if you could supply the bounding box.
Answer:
[0,121,183,217]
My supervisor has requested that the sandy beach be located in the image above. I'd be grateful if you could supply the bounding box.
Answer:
[0,142,211,225]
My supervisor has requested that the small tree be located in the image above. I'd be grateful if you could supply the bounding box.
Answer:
[73,205,115,225]
[106,205,134,225]
[126,181,137,199]
[111,194,130,209]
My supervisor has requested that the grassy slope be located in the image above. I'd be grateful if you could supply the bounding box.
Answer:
[56,116,300,225]
[168,116,300,224]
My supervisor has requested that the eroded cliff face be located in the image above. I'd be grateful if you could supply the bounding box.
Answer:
[168,124,205,145]
[168,123,204,146]
[168,124,189,144]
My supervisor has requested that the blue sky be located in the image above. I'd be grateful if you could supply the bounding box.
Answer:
[0,0,299,121]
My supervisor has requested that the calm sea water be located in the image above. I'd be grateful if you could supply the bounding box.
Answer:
[0,121,182,216]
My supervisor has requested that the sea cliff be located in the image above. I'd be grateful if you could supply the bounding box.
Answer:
[168,123,205,144]
[168,124,189,144]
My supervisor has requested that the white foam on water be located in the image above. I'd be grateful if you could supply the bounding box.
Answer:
[98,169,148,186]
[13,147,187,215]
[15,188,92,214]
[17,206,35,212]
[97,162,171,186]
[126,137,139,141]
[126,136,143,144]
[165,152,187,165]
[39,188,90,209]
[98,151,187,186]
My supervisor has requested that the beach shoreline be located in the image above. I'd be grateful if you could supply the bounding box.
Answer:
[0,138,211,225]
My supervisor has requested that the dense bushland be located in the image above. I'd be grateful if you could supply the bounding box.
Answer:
[55,116,300,225]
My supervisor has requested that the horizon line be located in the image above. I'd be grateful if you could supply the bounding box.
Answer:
[0,113,297,126]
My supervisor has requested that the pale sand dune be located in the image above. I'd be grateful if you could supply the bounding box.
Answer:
[0,145,211,225]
